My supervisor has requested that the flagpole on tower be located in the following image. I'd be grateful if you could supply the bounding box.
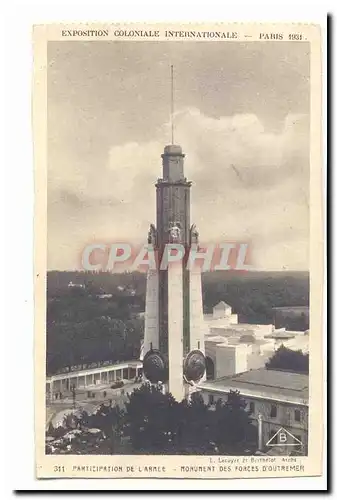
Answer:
[171,65,174,145]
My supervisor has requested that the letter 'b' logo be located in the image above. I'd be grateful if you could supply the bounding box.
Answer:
[279,432,287,443]
[266,427,302,447]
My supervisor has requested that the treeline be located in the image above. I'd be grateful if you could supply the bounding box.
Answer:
[202,270,309,325]
[47,270,146,298]
[48,269,309,323]
[47,291,144,375]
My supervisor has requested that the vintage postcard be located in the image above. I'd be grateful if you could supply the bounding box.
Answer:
[33,22,324,479]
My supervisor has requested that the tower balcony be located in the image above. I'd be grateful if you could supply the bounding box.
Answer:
[155,178,192,187]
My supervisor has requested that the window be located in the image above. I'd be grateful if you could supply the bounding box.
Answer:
[270,404,277,418]
[249,402,255,414]
[294,409,301,422]
[208,394,214,405]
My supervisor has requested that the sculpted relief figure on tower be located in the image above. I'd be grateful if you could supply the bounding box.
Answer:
[190,224,199,245]
[147,223,157,246]
[168,221,181,243]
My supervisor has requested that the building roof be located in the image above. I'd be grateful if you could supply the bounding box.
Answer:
[205,336,229,344]
[163,144,183,155]
[198,368,308,405]
[47,360,142,382]
[213,301,232,310]
[272,306,309,312]
[265,332,296,339]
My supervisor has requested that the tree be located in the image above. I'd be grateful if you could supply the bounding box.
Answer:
[89,404,125,453]
[211,390,256,454]
[122,385,219,455]
[123,384,179,454]
[266,345,309,374]
[46,421,67,439]
[124,318,143,359]
[176,393,215,454]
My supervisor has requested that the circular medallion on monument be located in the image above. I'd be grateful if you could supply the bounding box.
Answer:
[143,349,168,383]
[183,349,206,383]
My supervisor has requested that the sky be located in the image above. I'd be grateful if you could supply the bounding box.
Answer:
[47,40,310,271]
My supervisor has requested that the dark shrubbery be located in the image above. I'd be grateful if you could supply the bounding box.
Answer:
[122,385,256,455]
[46,386,256,456]
[266,345,309,374]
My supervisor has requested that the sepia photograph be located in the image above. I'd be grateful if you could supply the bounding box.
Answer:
[32,23,324,479]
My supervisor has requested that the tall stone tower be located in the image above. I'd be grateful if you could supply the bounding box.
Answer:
[142,144,206,401]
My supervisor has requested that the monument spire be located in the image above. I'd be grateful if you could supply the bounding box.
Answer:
[142,66,206,401]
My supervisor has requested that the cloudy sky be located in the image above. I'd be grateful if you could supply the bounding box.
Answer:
[47,41,310,271]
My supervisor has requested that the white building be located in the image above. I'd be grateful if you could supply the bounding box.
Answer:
[204,301,308,380]
[197,368,308,455]
[46,360,142,399]
[138,299,308,381]
[212,301,237,320]
[264,328,309,353]
[204,301,238,328]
